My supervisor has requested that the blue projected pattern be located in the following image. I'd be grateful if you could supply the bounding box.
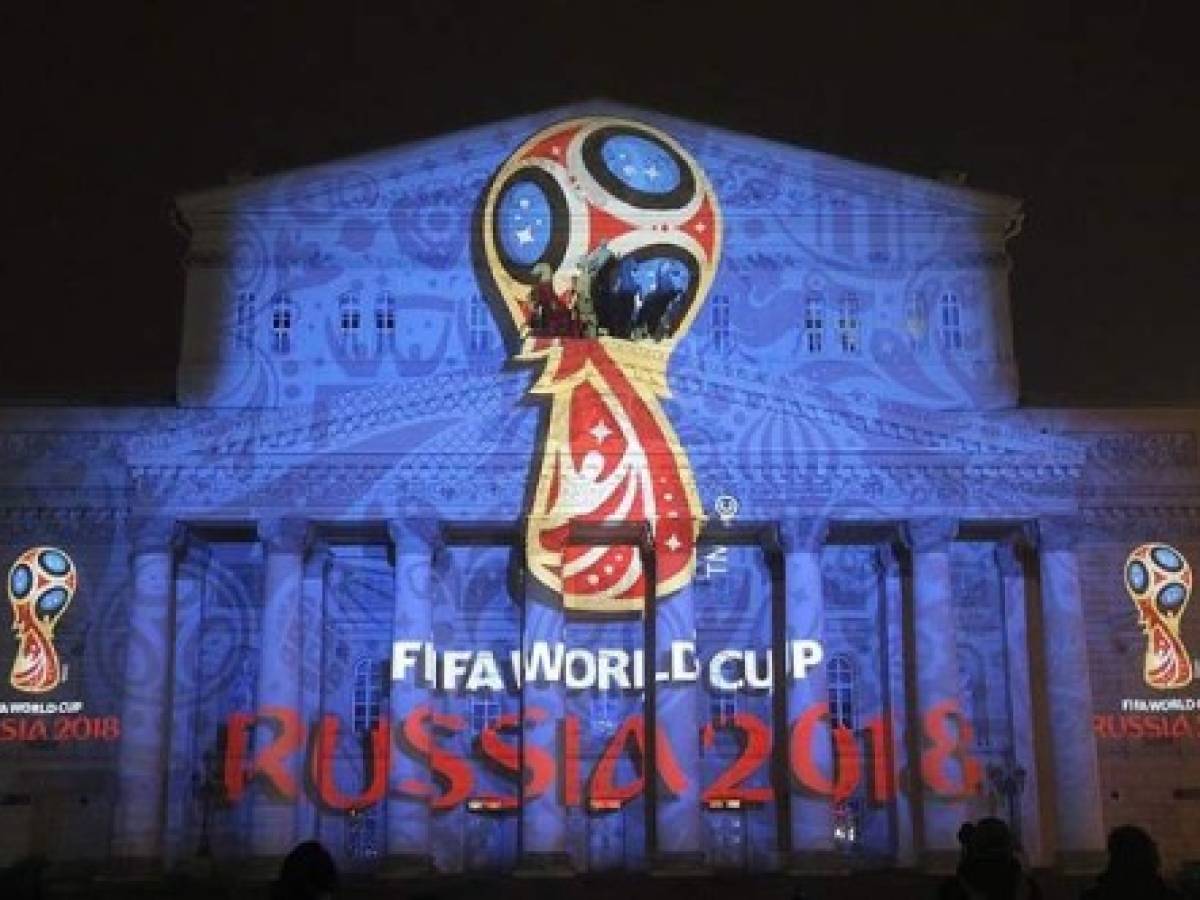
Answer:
[599,133,683,195]
[497,179,554,268]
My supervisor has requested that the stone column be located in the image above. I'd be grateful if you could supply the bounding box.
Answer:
[1035,517,1105,871]
[519,575,570,872]
[112,517,184,872]
[902,517,964,872]
[780,516,837,869]
[383,518,438,874]
[994,539,1045,866]
[250,517,309,863]
[878,542,915,867]
[655,578,702,869]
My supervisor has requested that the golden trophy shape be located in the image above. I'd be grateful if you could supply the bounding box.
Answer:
[8,546,77,693]
[482,117,722,612]
[1124,542,1193,690]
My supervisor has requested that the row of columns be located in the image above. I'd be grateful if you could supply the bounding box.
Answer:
[111,514,1105,873]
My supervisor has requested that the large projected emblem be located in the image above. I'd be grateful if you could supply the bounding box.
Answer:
[482,118,722,611]
[8,547,77,693]
[1125,543,1193,690]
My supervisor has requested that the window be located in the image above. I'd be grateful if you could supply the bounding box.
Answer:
[827,654,855,730]
[904,293,928,352]
[469,694,500,739]
[271,293,294,355]
[346,806,380,860]
[710,693,737,727]
[235,292,255,350]
[339,293,363,357]
[938,291,963,351]
[352,658,383,735]
[374,293,396,356]
[803,295,824,354]
[468,295,492,355]
[591,693,619,738]
[836,294,861,355]
[711,294,732,354]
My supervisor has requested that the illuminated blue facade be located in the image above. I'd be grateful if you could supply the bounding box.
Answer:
[2,102,1199,878]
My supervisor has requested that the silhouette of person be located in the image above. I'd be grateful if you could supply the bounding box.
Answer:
[271,841,338,900]
[1081,825,1182,900]
[937,818,1042,900]
[632,260,684,340]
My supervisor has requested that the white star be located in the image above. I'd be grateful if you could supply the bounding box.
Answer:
[645,165,660,180]
[589,421,613,443]
[695,222,706,232]
[588,574,599,585]
[623,164,637,177]
[519,197,531,209]
[664,534,681,552]
[515,226,534,245]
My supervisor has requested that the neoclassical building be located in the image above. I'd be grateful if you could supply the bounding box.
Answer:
[2,102,1198,877]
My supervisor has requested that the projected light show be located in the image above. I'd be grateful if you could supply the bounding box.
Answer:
[2,102,1200,882]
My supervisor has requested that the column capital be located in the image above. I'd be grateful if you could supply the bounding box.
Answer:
[1035,516,1082,552]
[257,517,311,554]
[778,517,829,553]
[129,516,186,557]
[901,517,958,553]
[387,518,442,554]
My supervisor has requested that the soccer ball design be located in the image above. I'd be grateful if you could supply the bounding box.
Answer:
[1124,543,1193,690]
[482,116,721,345]
[8,546,77,693]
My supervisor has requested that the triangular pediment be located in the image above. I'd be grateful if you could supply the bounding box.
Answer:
[176,100,1020,224]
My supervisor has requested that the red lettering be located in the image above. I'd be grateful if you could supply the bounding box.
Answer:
[702,712,773,805]
[222,706,303,803]
[788,704,859,801]
[310,715,390,811]
[478,709,555,808]
[920,700,982,799]
[862,715,898,804]
[590,714,687,807]
[563,714,582,808]
[397,704,473,810]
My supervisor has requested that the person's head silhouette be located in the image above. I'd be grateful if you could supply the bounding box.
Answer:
[273,841,338,900]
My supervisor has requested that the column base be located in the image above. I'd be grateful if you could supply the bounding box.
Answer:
[1055,849,1106,874]
[515,850,574,877]
[918,849,961,875]
[378,852,436,878]
[786,850,850,875]
[651,850,709,876]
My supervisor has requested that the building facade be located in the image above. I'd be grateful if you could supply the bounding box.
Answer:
[2,102,1199,877]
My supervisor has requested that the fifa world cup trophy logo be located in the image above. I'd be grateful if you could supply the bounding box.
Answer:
[482,118,722,612]
[8,547,77,693]
[1124,543,1193,690]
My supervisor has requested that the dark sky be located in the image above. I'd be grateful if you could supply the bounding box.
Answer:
[4,1,1198,405]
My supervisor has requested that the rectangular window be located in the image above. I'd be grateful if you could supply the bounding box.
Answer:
[468,295,492,355]
[235,292,255,350]
[712,294,731,354]
[470,695,500,738]
[271,294,293,355]
[375,294,396,356]
[804,295,824,354]
[939,291,963,351]
[837,294,861,355]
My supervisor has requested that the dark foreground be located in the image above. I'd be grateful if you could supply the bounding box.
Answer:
[15,870,1111,899]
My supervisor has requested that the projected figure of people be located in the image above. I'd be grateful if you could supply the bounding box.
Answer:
[522,246,689,342]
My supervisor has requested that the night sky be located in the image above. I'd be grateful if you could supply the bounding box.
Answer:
[4,2,1198,405]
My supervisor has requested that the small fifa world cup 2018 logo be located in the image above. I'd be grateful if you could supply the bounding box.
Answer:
[8,547,77,693]
[1124,543,1193,690]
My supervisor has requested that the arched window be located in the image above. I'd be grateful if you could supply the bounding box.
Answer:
[469,694,500,739]
[827,653,855,730]
[938,291,963,351]
[270,293,294,355]
[352,657,383,735]
[347,656,384,861]
[339,293,363,357]
[804,295,824,354]
[468,295,492,355]
[711,294,732,354]
[235,292,255,350]
[710,693,737,727]
[374,293,396,356]
[836,295,862,355]
[904,293,928,352]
